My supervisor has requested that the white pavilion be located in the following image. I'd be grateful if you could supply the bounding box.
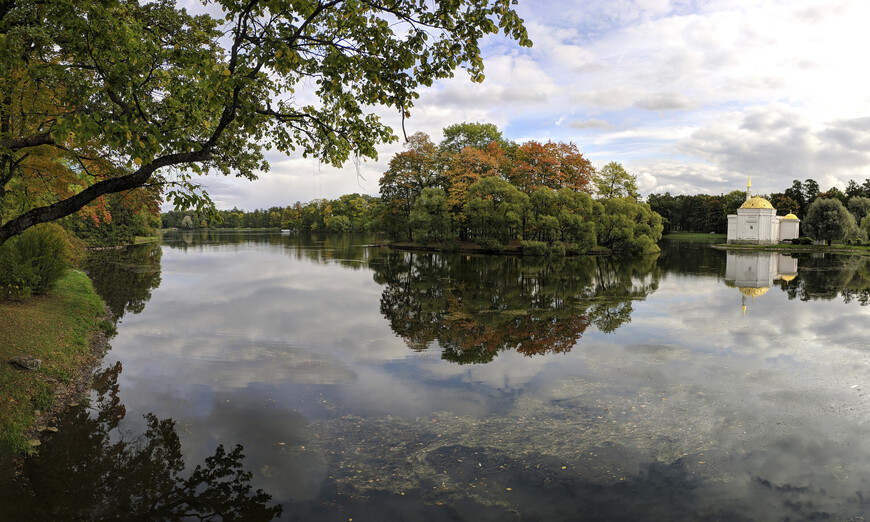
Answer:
[726,177,799,244]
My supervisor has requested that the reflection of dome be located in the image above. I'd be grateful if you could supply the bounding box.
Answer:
[779,274,796,282]
[740,196,775,209]
[738,286,770,298]
[782,213,799,220]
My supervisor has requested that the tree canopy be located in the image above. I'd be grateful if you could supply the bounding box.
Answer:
[594,161,638,200]
[438,122,507,155]
[803,198,861,245]
[0,0,531,245]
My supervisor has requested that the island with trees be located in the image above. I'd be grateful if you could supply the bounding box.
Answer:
[376,123,662,257]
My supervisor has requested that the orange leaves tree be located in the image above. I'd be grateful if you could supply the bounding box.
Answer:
[443,142,507,237]
[508,140,594,194]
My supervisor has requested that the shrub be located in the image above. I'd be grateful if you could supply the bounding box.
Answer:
[0,243,37,301]
[564,242,594,255]
[0,224,70,300]
[16,224,71,294]
[438,238,461,252]
[475,237,504,252]
[548,242,566,257]
[521,240,548,256]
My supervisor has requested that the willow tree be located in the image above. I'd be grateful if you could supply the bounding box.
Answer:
[803,198,860,245]
[0,0,531,245]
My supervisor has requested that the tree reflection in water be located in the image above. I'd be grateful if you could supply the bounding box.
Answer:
[3,364,282,521]
[83,242,163,320]
[782,254,870,305]
[371,252,660,363]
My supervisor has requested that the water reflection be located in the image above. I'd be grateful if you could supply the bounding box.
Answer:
[658,236,727,276]
[370,252,660,363]
[1,365,282,520]
[792,254,870,305]
[724,252,798,315]
[8,233,870,520]
[83,242,163,319]
[721,250,870,308]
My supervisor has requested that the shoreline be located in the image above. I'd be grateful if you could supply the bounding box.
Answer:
[0,270,113,455]
[20,308,112,451]
[383,241,615,257]
[712,243,870,255]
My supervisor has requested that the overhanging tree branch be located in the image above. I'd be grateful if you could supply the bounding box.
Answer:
[1,132,55,149]
[0,149,211,244]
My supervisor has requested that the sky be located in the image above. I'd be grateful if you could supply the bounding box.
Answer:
[181,0,870,211]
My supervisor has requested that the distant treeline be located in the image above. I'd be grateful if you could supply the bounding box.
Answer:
[161,193,380,233]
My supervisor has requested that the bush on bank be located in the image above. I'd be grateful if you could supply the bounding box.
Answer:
[0,224,72,302]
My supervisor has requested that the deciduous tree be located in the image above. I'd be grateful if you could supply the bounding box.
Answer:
[508,141,594,194]
[783,180,806,218]
[594,162,639,200]
[443,142,506,232]
[803,198,859,245]
[463,176,528,243]
[379,133,440,240]
[438,122,507,156]
[595,198,663,255]
[847,197,870,225]
[409,188,451,243]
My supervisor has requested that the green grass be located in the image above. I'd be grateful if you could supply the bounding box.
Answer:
[0,270,106,453]
[133,235,160,244]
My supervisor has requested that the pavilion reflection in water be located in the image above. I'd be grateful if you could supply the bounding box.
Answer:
[724,251,798,315]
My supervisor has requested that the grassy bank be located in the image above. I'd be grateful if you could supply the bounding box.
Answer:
[0,270,108,453]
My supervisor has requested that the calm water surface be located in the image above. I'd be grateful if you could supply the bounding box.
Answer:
[4,231,870,520]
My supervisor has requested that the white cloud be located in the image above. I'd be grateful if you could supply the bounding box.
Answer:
[568,118,614,130]
[633,93,695,111]
[168,0,870,209]
[677,104,870,193]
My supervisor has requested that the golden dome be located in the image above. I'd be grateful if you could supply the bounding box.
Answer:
[782,213,799,220]
[779,274,796,282]
[738,286,770,298]
[740,196,775,209]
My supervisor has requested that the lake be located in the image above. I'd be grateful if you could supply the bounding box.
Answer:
[3,230,870,520]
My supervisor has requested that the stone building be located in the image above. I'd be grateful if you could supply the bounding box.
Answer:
[726,177,799,244]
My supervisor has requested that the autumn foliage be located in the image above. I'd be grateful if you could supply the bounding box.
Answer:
[379,122,662,255]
